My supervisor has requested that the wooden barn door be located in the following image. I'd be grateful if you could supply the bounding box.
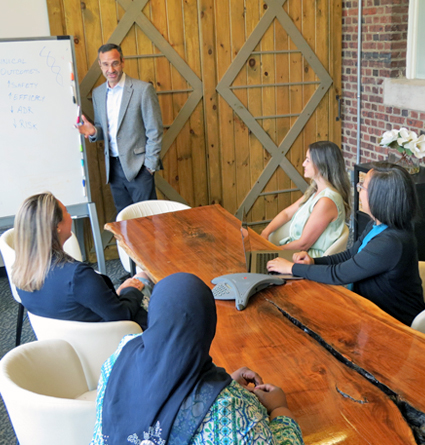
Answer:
[47,0,341,233]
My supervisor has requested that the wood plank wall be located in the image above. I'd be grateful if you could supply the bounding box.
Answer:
[46,0,341,242]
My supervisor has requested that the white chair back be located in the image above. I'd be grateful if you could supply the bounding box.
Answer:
[0,228,84,345]
[411,261,425,334]
[0,228,83,304]
[0,228,21,304]
[323,224,350,256]
[28,312,142,389]
[268,221,349,257]
[116,199,191,272]
[63,231,83,262]
[0,339,96,445]
[268,220,291,246]
[411,310,425,333]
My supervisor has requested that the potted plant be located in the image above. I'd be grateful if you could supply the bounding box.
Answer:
[379,128,425,174]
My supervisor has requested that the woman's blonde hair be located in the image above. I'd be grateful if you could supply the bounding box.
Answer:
[12,192,73,292]
[301,141,351,218]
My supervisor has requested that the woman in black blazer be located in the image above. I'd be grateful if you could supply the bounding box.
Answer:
[267,162,425,326]
[12,192,149,329]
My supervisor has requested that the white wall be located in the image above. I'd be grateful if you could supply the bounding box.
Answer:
[0,0,49,268]
[0,0,49,39]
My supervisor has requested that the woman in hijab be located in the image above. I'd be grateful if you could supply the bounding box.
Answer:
[91,272,304,445]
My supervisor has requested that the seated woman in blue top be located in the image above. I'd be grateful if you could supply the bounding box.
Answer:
[267,162,425,326]
[90,273,304,445]
[261,141,351,258]
[12,192,149,329]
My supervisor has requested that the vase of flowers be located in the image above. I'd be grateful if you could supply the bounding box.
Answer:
[379,128,425,174]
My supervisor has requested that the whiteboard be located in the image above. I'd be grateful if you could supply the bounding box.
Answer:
[0,36,89,220]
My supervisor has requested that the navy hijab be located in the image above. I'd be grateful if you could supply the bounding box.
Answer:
[102,273,231,445]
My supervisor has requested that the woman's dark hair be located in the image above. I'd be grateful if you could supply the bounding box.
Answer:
[302,141,352,218]
[368,162,419,230]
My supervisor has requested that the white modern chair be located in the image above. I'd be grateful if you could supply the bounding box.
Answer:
[0,339,96,445]
[268,222,349,256]
[63,230,84,262]
[116,199,191,273]
[267,220,291,246]
[411,311,425,333]
[411,261,425,334]
[28,313,142,389]
[0,229,25,346]
[323,224,350,256]
[0,228,82,346]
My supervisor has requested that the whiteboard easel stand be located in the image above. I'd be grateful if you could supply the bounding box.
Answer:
[68,203,106,274]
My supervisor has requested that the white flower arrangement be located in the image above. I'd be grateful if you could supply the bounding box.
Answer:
[379,127,425,159]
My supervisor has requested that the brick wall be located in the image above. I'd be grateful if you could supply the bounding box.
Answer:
[341,0,424,170]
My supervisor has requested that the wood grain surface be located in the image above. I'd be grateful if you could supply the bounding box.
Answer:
[269,279,425,414]
[48,0,342,239]
[105,204,424,444]
[105,205,250,283]
[213,293,416,445]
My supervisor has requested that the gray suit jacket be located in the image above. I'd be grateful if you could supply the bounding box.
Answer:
[91,75,163,183]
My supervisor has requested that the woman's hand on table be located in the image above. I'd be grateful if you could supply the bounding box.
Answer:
[231,366,263,391]
[292,251,314,265]
[267,257,294,274]
[254,384,296,420]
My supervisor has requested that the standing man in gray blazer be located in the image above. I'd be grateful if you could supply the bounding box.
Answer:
[78,43,163,214]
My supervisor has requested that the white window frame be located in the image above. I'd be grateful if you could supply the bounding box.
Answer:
[407,0,425,79]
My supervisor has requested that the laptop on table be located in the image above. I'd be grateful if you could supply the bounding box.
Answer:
[240,211,303,280]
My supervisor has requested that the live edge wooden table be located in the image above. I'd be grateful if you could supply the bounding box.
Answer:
[105,204,425,445]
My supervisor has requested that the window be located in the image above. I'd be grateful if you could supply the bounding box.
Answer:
[407,0,425,79]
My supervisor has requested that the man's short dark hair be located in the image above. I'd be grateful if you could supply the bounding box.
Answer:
[98,43,123,60]
[368,162,419,230]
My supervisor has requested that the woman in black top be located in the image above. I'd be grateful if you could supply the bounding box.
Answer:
[267,162,425,326]
[12,192,149,329]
